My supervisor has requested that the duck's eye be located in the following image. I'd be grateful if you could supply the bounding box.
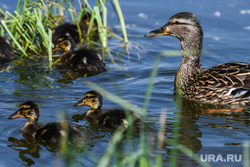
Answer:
[27,111,32,115]
[174,21,182,25]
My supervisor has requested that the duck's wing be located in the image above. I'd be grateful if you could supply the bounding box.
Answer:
[185,62,250,104]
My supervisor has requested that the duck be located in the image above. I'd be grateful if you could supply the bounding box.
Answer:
[0,36,19,61]
[52,12,94,46]
[145,12,250,106]
[8,101,84,146]
[73,90,141,130]
[53,35,107,76]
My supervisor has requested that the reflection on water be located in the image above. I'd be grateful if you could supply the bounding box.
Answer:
[12,59,53,89]
[72,112,87,123]
[8,137,41,166]
[170,93,249,166]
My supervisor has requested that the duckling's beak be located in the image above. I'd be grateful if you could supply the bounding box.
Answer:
[144,26,170,37]
[73,99,85,107]
[8,110,23,119]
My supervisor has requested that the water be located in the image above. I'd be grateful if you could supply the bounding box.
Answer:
[1,0,250,166]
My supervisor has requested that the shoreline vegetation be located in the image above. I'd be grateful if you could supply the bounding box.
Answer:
[0,0,128,66]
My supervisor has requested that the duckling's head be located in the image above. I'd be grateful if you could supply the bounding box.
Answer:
[8,101,40,123]
[145,12,203,50]
[0,37,19,61]
[74,90,103,110]
[81,12,92,27]
[53,35,74,52]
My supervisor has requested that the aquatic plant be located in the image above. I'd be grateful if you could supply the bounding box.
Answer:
[0,0,128,67]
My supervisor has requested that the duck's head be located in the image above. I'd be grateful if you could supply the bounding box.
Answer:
[145,12,203,50]
[8,101,40,123]
[53,35,74,52]
[74,90,103,110]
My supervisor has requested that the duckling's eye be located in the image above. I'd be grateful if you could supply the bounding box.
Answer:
[66,40,71,45]
[27,111,32,115]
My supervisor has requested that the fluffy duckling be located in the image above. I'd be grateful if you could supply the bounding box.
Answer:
[53,35,107,76]
[0,36,18,61]
[73,90,141,130]
[8,101,84,145]
[52,12,94,45]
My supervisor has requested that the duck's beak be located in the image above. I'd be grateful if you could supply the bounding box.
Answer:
[8,110,23,119]
[73,99,85,107]
[145,26,170,37]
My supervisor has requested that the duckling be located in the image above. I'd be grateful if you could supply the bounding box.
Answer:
[8,101,84,145]
[52,12,94,45]
[73,90,141,130]
[145,12,250,106]
[53,35,107,76]
[0,36,18,61]
[52,23,79,46]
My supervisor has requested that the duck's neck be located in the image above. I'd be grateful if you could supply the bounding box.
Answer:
[175,38,203,93]
[85,108,101,122]
[22,119,39,137]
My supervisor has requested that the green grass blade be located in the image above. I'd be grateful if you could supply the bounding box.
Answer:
[143,55,161,112]
[93,6,108,49]
[48,28,53,68]
[96,130,124,167]
[1,20,29,58]
[113,0,128,44]
[244,141,249,167]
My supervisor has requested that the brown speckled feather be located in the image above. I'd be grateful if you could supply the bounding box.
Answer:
[183,62,250,104]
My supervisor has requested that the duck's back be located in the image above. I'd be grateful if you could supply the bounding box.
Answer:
[184,62,250,104]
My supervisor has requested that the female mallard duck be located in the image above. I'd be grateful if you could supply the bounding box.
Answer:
[8,101,84,145]
[73,90,141,130]
[52,12,94,45]
[53,35,107,76]
[145,12,250,106]
[0,36,18,61]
